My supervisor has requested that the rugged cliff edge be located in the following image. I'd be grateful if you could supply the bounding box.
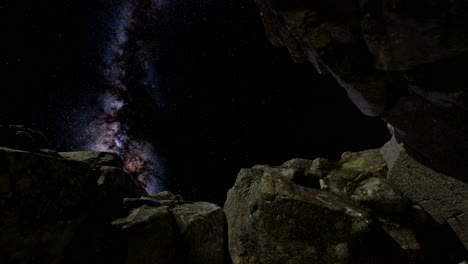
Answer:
[249,0,468,254]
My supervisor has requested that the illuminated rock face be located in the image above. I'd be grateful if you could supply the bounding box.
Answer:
[224,149,468,263]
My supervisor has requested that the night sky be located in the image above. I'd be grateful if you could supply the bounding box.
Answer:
[1,0,390,204]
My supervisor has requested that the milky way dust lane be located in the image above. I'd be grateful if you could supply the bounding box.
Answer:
[84,0,167,195]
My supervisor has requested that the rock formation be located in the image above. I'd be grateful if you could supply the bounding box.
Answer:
[2,2,467,262]
[2,120,468,263]
[252,0,468,180]
[224,149,468,263]
[112,192,225,264]
[0,125,225,264]
[249,0,468,256]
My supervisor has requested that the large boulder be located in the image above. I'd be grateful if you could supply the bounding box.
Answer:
[0,128,146,264]
[224,166,404,264]
[112,193,225,264]
[225,149,468,263]
[0,146,91,264]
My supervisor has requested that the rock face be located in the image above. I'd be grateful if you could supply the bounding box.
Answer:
[382,136,468,252]
[251,0,468,184]
[224,167,397,264]
[113,193,225,264]
[224,148,468,263]
[0,126,148,264]
[250,0,468,259]
[0,126,226,264]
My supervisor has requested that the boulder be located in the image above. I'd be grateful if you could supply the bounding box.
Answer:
[224,167,404,264]
[0,128,147,264]
[112,205,177,264]
[0,146,91,264]
[113,194,225,264]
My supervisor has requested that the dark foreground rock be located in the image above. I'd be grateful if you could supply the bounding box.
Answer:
[224,148,468,263]
[248,1,468,260]
[0,146,144,264]
[224,167,405,264]
[112,193,225,264]
[0,126,227,264]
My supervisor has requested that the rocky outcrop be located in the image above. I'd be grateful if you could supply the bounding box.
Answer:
[251,0,468,185]
[113,193,225,264]
[224,167,402,264]
[2,125,467,263]
[224,148,468,263]
[0,130,147,264]
[0,126,225,264]
[382,136,468,252]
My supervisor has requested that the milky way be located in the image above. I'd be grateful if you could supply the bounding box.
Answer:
[85,0,167,195]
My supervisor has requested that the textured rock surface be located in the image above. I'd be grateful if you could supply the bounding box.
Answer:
[113,194,225,264]
[252,0,468,188]
[383,136,468,251]
[359,0,468,71]
[225,149,468,263]
[0,127,145,264]
[323,149,406,214]
[224,165,405,264]
[0,146,91,264]
[253,0,468,114]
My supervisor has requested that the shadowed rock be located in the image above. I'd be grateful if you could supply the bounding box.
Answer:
[113,194,225,264]
[224,166,405,264]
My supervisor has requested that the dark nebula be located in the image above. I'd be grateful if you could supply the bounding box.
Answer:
[81,0,168,194]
